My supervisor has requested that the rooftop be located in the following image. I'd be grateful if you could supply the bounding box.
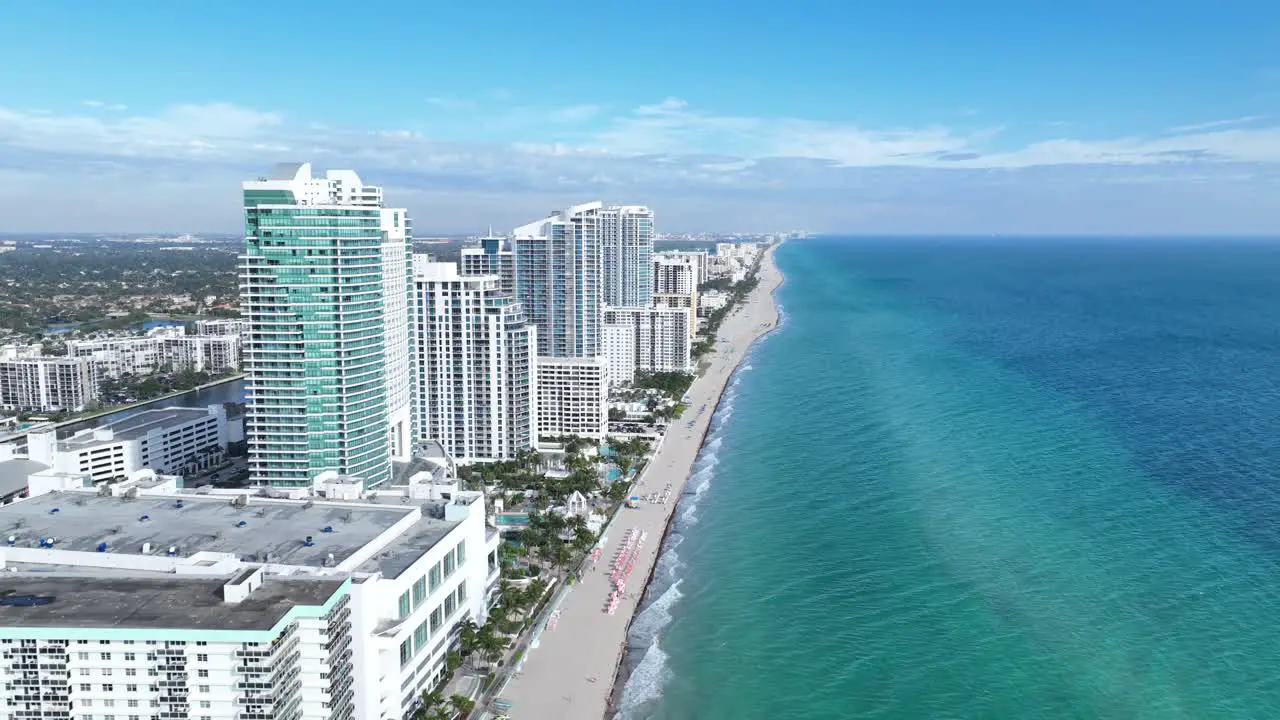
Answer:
[0,458,47,497]
[58,407,218,451]
[0,574,345,630]
[357,515,460,579]
[0,492,419,567]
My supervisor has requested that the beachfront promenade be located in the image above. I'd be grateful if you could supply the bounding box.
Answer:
[497,244,784,719]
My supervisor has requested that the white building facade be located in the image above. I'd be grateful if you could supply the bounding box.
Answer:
[0,357,96,412]
[0,478,501,720]
[67,329,242,382]
[412,259,537,464]
[535,356,609,439]
[25,405,229,483]
[602,322,637,387]
[603,306,693,374]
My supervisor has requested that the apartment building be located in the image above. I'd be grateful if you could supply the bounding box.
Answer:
[0,357,96,412]
[603,307,693,374]
[535,356,609,439]
[412,259,537,464]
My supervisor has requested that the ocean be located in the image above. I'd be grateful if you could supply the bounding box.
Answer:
[616,236,1280,719]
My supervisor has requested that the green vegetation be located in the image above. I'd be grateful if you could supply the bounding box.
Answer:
[0,244,239,335]
[634,371,694,398]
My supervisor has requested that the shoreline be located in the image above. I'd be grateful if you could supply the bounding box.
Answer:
[605,246,788,713]
[496,242,785,720]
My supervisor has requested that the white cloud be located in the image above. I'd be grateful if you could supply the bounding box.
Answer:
[1,99,1279,233]
[1166,116,1264,133]
[82,100,128,112]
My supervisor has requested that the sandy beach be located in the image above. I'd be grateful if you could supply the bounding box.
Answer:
[496,243,785,719]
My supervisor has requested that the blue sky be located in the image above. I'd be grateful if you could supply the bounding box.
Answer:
[1,0,1278,234]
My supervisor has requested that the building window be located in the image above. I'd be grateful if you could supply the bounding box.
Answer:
[443,548,456,577]
[399,639,412,668]
[456,540,466,565]
[430,606,443,634]
[412,577,426,609]
[429,563,442,592]
[457,582,467,604]
[398,590,411,619]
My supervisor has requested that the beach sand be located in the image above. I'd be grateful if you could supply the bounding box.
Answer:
[496,243,785,719]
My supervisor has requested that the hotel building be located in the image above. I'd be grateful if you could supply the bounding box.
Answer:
[0,470,500,720]
[412,259,537,464]
[240,163,412,488]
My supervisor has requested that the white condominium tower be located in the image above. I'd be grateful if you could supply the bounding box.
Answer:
[412,258,537,463]
[511,202,604,358]
[460,234,515,296]
[600,205,654,308]
[241,163,412,488]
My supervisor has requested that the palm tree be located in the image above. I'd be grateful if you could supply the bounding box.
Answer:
[476,625,506,668]
[449,694,477,717]
[457,619,480,657]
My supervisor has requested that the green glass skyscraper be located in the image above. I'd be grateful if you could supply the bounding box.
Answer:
[240,163,412,488]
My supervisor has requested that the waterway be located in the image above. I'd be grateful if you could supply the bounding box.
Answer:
[55,377,246,437]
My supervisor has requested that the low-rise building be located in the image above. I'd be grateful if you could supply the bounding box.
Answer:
[25,405,229,484]
[67,328,242,383]
[536,356,609,439]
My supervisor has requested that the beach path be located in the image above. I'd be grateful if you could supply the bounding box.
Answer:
[496,244,784,719]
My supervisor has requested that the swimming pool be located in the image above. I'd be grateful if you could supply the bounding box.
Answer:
[495,513,530,526]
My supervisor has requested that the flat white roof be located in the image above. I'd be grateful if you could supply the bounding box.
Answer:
[0,493,456,569]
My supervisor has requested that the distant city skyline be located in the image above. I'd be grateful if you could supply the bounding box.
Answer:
[2,1,1280,234]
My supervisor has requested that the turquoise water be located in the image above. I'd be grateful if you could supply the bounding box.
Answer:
[617,237,1280,719]
[495,513,530,526]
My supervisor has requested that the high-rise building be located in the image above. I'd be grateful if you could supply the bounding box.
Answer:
[602,322,636,386]
[535,356,609,439]
[412,258,537,463]
[459,235,515,296]
[600,205,654,308]
[511,202,603,358]
[603,306,694,374]
[240,162,411,488]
